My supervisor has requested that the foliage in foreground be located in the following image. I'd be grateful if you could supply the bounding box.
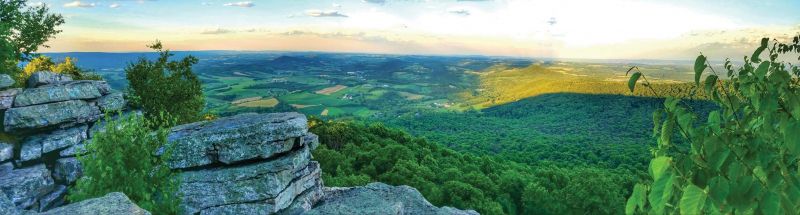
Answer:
[311,119,636,215]
[626,36,800,214]
[0,0,64,81]
[69,114,180,214]
[125,41,205,125]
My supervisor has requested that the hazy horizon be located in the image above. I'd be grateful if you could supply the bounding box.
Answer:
[34,0,800,60]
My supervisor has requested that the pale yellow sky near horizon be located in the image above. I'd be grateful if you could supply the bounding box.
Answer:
[38,0,800,60]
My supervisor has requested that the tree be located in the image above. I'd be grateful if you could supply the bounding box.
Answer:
[0,0,64,77]
[626,36,800,214]
[125,41,205,125]
[69,114,181,214]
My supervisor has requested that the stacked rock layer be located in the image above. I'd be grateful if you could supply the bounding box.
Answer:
[165,112,324,215]
[0,71,125,212]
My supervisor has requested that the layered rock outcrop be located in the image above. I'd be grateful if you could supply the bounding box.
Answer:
[0,71,125,212]
[308,182,479,215]
[165,112,323,215]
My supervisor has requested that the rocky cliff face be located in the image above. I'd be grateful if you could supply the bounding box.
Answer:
[0,71,125,213]
[0,71,477,215]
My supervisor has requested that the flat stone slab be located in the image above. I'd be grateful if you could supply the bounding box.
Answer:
[26,71,71,88]
[18,125,88,162]
[38,192,151,215]
[97,92,125,112]
[306,182,479,215]
[0,88,21,110]
[0,164,55,210]
[4,100,101,133]
[53,157,83,184]
[177,145,319,214]
[0,74,15,89]
[0,190,20,215]
[166,112,309,169]
[14,81,106,107]
[0,142,12,162]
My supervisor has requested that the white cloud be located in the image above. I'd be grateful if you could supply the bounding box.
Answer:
[448,9,470,16]
[224,1,254,8]
[306,10,349,18]
[362,0,385,5]
[109,3,121,8]
[64,1,96,8]
[201,28,233,34]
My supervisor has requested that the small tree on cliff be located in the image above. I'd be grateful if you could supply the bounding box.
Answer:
[125,41,205,125]
[0,0,64,84]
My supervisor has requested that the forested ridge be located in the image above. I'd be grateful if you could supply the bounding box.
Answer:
[311,118,639,214]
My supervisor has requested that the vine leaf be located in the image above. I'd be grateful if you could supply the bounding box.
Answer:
[679,184,707,215]
[628,72,642,92]
[626,184,647,215]
[695,55,707,86]
[704,75,718,94]
[752,38,769,63]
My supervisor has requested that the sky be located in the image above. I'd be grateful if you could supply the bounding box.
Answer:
[34,0,800,60]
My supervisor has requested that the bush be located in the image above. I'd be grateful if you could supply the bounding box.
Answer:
[69,113,180,214]
[21,56,103,84]
[125,41,204,125]
[626,36,800,214]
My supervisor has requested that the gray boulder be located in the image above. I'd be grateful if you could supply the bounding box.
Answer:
[20,125,88,161]
[0,74,15,89]
[97,92,125,112]
[19,139,42,162]
[277,184,325,215]
[0,162,12,175]
[26,72,72,88]
[14,81,104,107]
[166,112,309,169]
[38,192,151,215]
[0,164,55,210]
[0,142,12,162]
[177,145,322,214]
[53,157,83,184]
[306,182,479,215]
[4,100,101,133]
[18,125,88,162]
[59,143,87,157]
[0,88,21,110]
[38,185,67,212]
[0,191,20,215]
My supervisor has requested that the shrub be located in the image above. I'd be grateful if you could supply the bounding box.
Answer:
[626,36,800,214]
[22,56,103,83]
[125,41,205,125]
[69,113,180,214]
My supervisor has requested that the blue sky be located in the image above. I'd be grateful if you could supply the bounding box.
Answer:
[35,0,800,59]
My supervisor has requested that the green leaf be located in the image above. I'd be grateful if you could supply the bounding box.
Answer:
[755,61,770,77]
[785,120,800,155]
[660,118,675,147]
[628,72,642,93]
[695,55,707,86]
[679,184,707,215]
[649,173,674,215]
[708,177,730,206]
[652,109,664,138]
[704,74,718,94]
[626,184,647,215]
[760,191,782,215]
[650,156,671,180]
[751,38,769,63]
